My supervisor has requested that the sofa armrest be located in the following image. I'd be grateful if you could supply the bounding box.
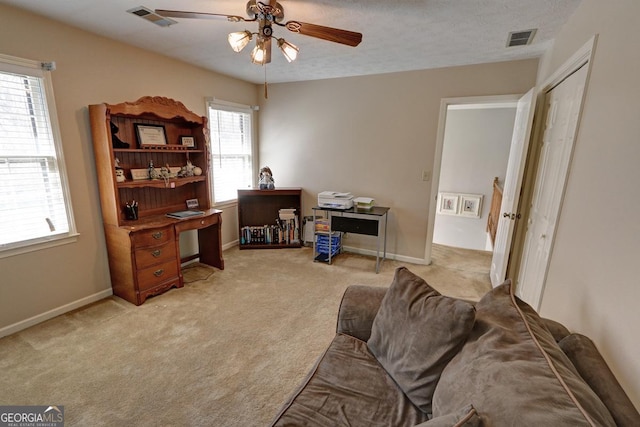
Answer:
[336,285,387,342]
[559,333,640,427]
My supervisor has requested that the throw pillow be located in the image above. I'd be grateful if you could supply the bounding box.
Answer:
[432,280,616,426]
[367,267,476,413]
[415,404,480,427]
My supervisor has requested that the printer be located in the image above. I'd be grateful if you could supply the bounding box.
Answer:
[318,191,354,209]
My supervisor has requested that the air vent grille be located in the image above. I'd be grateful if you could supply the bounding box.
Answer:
[127,6,177,27]
[507,29,537,47]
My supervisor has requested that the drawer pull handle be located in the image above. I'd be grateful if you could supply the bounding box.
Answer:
[154,269,164,277]
[152,232,163,240]
[151,249,161,257]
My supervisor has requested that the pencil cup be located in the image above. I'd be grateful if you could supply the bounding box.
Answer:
[125,205,138,220]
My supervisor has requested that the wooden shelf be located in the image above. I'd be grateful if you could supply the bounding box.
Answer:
[117,176,205,189]
[237,188,302,249]
[241,243,302,250]
[113,148,204,153]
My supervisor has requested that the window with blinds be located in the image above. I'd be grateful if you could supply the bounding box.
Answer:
[0,54,76,256]
[207,102,254,204]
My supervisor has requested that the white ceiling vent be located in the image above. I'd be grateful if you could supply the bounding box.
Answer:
[506,29,537,47]
[127,6,177,27]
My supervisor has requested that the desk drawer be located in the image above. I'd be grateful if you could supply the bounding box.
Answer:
[134,241,177,270]
[331,216,378,236]
[174,213,219,233]
[137,260,179,292]
[132,226,174,247]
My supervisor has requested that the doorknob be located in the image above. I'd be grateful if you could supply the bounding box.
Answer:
[502,212,521,220]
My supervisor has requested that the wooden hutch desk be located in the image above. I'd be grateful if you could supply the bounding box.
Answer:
[89,96,224,305]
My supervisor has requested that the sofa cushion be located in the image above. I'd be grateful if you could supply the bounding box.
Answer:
[270,333,428,427]
[336,285,388,341]
[367,267,476,413]
[432,281,616,426]
[559,333,640,427]
[415,404,481,427]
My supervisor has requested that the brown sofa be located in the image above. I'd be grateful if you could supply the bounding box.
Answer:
[270,267,640,426]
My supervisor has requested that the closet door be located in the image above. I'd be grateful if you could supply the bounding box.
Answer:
[516,63,589,309]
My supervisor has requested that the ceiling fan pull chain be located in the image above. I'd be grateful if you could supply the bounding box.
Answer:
[264,65,268,99]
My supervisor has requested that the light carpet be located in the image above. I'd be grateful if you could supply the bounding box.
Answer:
[0,244,491,426]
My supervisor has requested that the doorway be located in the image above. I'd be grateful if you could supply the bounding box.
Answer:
[425,95,520,269]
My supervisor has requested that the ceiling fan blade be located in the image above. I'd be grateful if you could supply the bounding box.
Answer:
[284,21,362,47]
[155,9,249,23]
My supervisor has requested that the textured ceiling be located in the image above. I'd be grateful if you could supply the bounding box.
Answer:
[0,0,582,84]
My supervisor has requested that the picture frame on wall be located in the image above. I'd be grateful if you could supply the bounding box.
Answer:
[460,194,483,218]
[134,124,167,147]
[437,193,459,215]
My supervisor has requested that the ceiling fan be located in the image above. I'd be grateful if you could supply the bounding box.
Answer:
[156,0,363,65]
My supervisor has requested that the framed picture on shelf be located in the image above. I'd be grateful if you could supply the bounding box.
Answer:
[134,123,167,147]
[437,193,459,215]
[460,194,483,218]
[180,136,195,148]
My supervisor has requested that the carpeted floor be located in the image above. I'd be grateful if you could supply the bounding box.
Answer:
[0,244,491,426]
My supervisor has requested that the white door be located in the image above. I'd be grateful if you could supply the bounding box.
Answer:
[516,63,589,309]
[490,88,537,287]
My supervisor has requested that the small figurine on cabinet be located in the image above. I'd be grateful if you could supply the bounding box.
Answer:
[259,166,275,190]
[110,122,129,148]
[114,157,126,182]
[178,160,196,177]
[148,160,161,180]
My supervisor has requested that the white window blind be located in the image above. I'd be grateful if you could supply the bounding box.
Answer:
[208,101,254,203]
[0,54,76,255]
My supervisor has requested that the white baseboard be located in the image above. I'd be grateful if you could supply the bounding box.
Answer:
[222,240,430,266]
[0,288,113,338]
[341,245,428,265]
[222,240,239,251]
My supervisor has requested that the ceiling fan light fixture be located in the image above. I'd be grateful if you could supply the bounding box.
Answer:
[251,40,267,65]
[228,30,253,52]
[278,38,299,62]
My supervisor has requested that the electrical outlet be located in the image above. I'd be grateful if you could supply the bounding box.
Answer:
[422,170,432,181]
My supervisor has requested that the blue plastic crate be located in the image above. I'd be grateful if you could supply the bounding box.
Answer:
[316,234,341,245]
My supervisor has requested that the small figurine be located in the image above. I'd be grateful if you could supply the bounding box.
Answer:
[114,157,126,182]
[159,164,171,181]
[178,160,196,177]
[110,122,129,148]
[148,160,160,179]
[259,166,275,190]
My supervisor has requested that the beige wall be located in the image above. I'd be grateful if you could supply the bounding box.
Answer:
[258,61,538,261]
[0,5,258,332]
[535,0,640,408]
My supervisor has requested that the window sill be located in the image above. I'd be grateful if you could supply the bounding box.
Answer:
[0,233,80,260]
[213,200,238,210]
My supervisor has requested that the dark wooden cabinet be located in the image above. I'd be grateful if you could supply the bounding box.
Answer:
[89,96,223,305]
[237,188,302,249]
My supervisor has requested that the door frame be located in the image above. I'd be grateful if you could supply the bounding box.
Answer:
[509,35,598,309]
[424,95,522,264]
